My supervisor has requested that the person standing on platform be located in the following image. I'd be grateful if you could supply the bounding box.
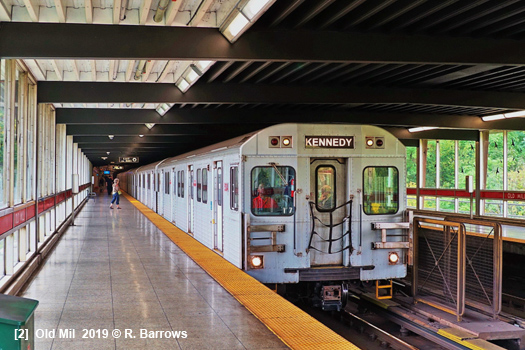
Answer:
[98,176,105,193]
[106,176,112,196]
[109,178,121,209]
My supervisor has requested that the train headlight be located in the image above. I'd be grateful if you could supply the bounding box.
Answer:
[388,252,399,265]
[250,255,264,269]
[282,136,292,148]
[366,137,374,148]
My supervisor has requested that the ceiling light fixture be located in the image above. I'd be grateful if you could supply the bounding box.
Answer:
[482,110,525,121]
[220,0,276,43]
[408,126,438,133]
[139,134,144,137]
[156,103,174,116]
[101,156,108,160]
[108,135,114,140]
[145,123,155,130]
[107,152,111,155]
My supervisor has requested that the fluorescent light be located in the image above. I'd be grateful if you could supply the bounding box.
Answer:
[481,114,505,121]
[225,12,249,39]
[220,0,276,43]
[503,110,525,118]
[176,77,190,93]
[481,110,525,121]
[243,0,272,20]
[408,126,438,133]
[156,103,173,116]
[145,123,155,130]
[195,61,214,72]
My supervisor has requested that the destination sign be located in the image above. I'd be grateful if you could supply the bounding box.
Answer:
[119,157,139,163]
[305,136,355,149]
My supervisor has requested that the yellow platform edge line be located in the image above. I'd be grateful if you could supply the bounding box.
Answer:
[437,329,507,350]
[122,192,359,350]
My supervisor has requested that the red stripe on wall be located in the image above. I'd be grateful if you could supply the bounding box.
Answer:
[0,214,13,235]
[13,209,26,227]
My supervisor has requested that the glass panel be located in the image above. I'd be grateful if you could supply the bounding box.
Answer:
[14,69,20,204]
[363,167,399,215]
[0,60,5,208]
[438,197,455,212]
[251,166,295,216]
[197,169,201,202]
[165,172,169,194]
[458,141,476,190]
[13,231,19,266]
[507,130,525,191]
[486,131,503,190]
[177,171,180,197]
[439,140,455,189]
[181,170,184,198]
[407,195,416,209]
[484,199,503,217]
[230,167,238,210]
[423,197,437,210]
[0,239,4,278]
[217,167,222,206]
[507,200,525,219]
[316,166,335,211]
[202,169,207,204]
[406,146,417,188]
[26,84,35,201]
[425,140,437,188]
[147,174,150,189]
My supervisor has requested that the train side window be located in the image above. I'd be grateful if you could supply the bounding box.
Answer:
[251,166,295,216]
[316,166,336,212]
[158,173,161,192]
[177,171,180,197]
[230,166,238,211]
[147,174,151,190]
[202,168,208,204]
[363,166,399,215]
[197,168,202,202]
[165,172,170,194]
[181,170,185,198]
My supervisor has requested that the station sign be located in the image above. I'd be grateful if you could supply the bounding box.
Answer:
[119,157,139,163]
[305,136,355,149]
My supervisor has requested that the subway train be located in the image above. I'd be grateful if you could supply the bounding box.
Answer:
[119,123,410,311]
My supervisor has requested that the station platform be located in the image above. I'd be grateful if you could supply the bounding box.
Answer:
[19,193,356,350]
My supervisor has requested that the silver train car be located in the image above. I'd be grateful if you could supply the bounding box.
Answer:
[119,124,410,310]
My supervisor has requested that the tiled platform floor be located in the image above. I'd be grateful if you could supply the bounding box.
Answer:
[20,193,288,350]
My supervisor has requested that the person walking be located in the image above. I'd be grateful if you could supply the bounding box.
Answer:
[109,178,121,209]
[106,176,112,196]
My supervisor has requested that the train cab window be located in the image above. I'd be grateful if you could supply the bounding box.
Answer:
[181,170,185,198]
[316,166,336,212]
[197,169,202,202]
[230,166,238,211]
[251,166,295,216]
[202,169,208,204]
[363,166,399,215]
[165,172,170,194]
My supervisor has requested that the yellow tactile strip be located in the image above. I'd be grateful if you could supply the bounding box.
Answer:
[123,192,359,350]
[438,328,506,350]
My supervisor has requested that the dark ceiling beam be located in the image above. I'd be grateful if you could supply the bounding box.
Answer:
[66,123,269,136]
[72,135,223,143]
[4,22,525,65]
[56,107,525,131]
[385,127,480,142]
[41,82,525,110]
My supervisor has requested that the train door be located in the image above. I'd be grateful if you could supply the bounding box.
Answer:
[213,161,223,251]
[309,159,347,266]
[188,165,194,233]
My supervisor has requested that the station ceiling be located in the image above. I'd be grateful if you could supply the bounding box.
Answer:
[3,0,525,167]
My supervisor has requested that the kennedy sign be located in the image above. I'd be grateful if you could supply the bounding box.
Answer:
[305,136,355,149]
